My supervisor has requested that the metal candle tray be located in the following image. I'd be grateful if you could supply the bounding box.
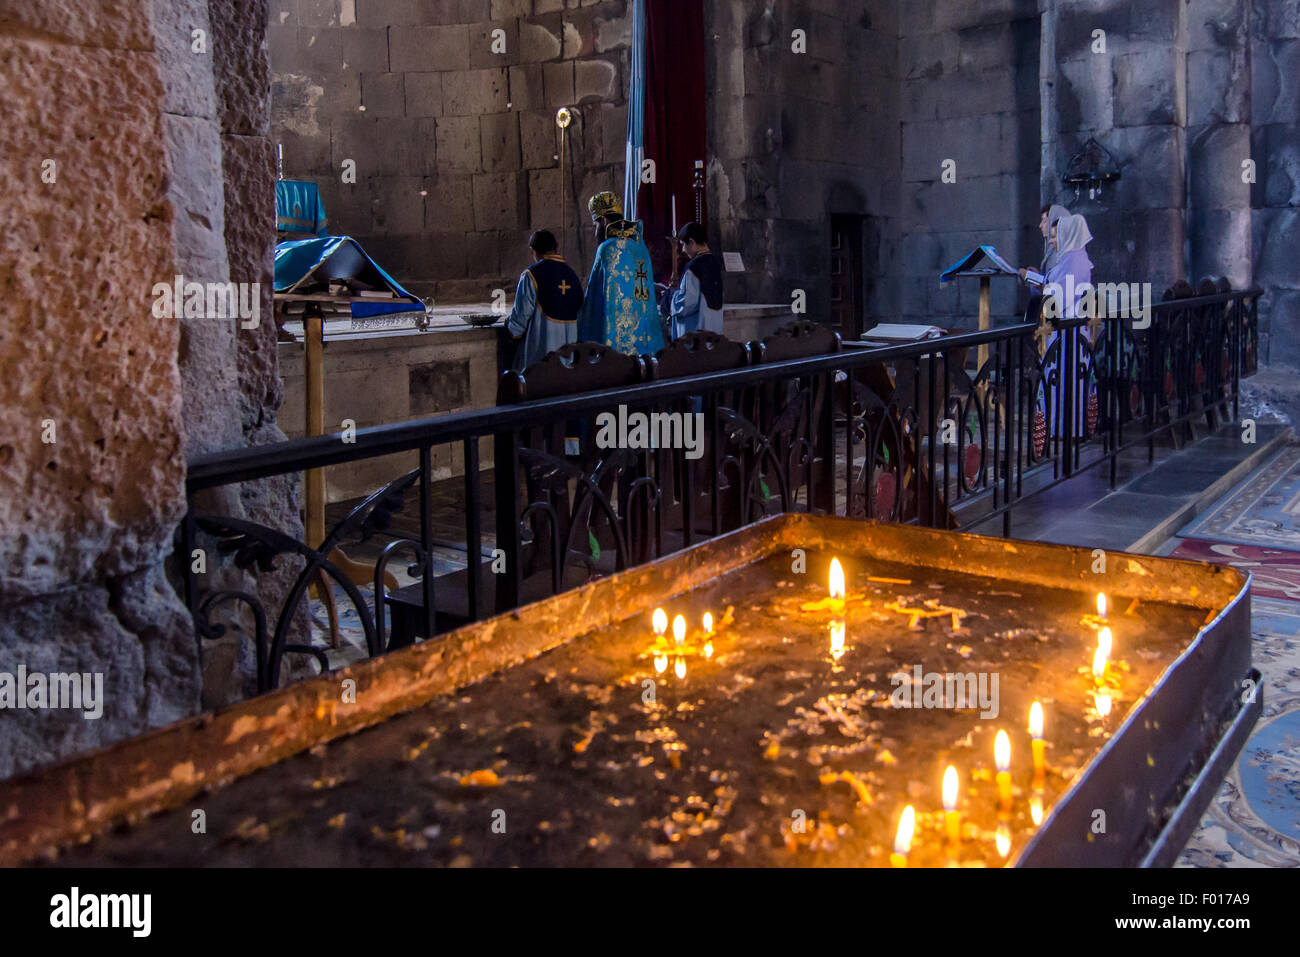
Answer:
[0,515,1256,867]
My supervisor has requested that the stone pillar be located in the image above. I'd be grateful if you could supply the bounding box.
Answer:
[1186,0,1253,289]
[1047,0,1189,288]
[1249,0,1300,373]
[0,2,198,779]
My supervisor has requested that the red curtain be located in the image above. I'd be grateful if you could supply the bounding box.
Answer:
[641,0,707,282]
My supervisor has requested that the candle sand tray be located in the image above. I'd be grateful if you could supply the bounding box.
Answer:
[1,515,1257,867]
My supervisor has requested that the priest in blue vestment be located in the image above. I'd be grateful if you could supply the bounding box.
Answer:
[576,191,666,356]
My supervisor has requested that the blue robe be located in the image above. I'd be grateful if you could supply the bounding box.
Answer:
[577,220,665,356]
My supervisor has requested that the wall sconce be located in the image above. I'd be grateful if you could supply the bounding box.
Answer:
[1063,137,1121,202]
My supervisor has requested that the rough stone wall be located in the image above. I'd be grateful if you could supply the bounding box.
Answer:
[0,2,198,778]
[1249,0,1300,380]
[268,0,633,302]
[1042,0,1192,293]
[897,0,1042,327]
[706,0,900,323]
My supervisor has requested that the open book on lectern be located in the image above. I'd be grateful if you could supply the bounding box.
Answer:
[940,245,1041,286]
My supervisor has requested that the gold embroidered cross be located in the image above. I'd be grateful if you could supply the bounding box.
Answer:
[558,280,571,294]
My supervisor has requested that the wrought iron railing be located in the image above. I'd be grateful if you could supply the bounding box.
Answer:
[180,288,1260,694]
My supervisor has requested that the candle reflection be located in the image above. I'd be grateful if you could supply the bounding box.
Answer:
[674,657,686,680]
[996,820,1011,859]
[1096,592,1108,620]
[1029,701,1045,783]
[829,619,846,660]
[1094,691,1112,717]
[654,654,668,675]
[1030,791,1044,826]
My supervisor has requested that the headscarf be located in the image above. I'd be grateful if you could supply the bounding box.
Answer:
[1054,213,1093,254]
[588,191,622,221]
[1041,204,1071,272]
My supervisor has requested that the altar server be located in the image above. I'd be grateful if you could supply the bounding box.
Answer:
[506,230,583,373]
[663,221,724,340]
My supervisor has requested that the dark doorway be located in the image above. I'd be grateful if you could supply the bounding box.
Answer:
[830,214,866,339]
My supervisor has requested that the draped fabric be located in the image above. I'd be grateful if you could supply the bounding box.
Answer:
[640,0,708,281]
[623,0,647,221]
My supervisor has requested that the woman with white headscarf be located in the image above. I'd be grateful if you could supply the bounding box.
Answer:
[1045,213,1093,319]
[1019,204,1071,286]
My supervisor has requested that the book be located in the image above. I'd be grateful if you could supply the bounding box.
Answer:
[940,245,1022,283]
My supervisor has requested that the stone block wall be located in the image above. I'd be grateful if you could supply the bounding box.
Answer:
[706,0,902,324]
[269,0,633,303]
[897,0,1042,327]
[1250,0,1300,375]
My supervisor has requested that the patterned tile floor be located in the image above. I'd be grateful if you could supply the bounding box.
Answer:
[1166,445,1300,867]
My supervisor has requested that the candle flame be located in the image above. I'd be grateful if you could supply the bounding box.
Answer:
[1096,592,1108,618]
[829,620,845,660]
[652,608,668,635]
[653,654,667,675]
[1030,794,1044,826]
[1092,643,1108,683]
[942,765,958,812]
[996,822,1011,858]
[995,729,1010,772]
[1098,625,1112,658]
[672,614,686,646]
[674,657,686,680]
[1095,691,1112,717]
[702,611,714,634]
[893,805,915,856]
[828,558,846,601]
[703,641,713,659]
[1029,701,1044,739]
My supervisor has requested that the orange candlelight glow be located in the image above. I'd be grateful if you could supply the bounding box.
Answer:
[652,608,668,636]
[703,641,713,660]
[828,558,846,601]
[943,765,960,844]
[1029,701,1046,781]
[672,614,686,646]
[1098,625,1112,658]
[702,611,714,635]
[890,805,915,867]
[829,620,846,660]
[654,654,667,674]
[995,729,1012,811]
[674,657,686,680]
[1095,691,1112,717]
[1096,592,1108,619]
[1030,791,1044,826]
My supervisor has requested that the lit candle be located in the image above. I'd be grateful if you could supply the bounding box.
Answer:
[702,611,714,635]
[702,641,713,660]
[828,558,846,608]
[1096,592,1108,620]
[1098,625,1112,659]
[674,657,686,680]
[890,805,915,868]
[942,765,961,845]
[995,729,1012,812]
[673,614,686,647]
[653,608,667,639]
[1094,691,1112,717]
[829,619,845,660]
[1030,792,1044,826]
[1029,701,1046,783]
[995,820,1011,859]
